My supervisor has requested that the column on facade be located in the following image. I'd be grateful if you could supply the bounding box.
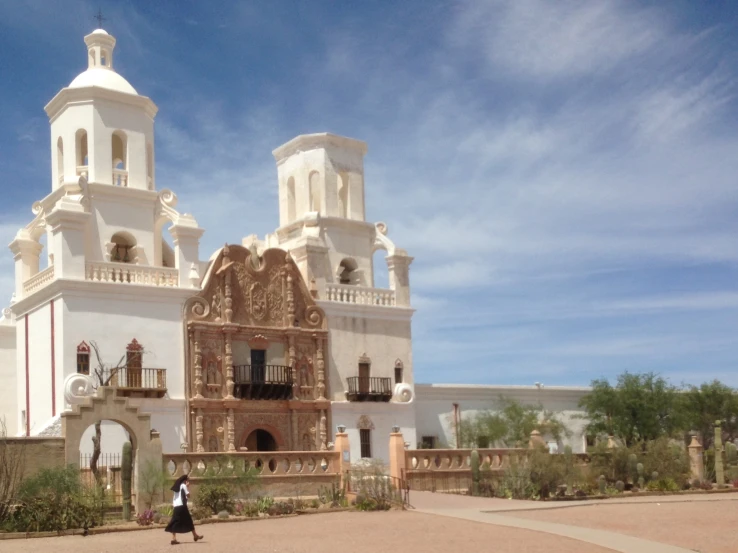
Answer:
[46,197,90,280]
[224,330,234,399]
[227,408,235,452]
[169,220,204,288]
[195,408,204,452]
[315,334,326,400]
[291,410,298,450]
[192,329,203,399]
[386,252,414,307]
[9,232,44,299]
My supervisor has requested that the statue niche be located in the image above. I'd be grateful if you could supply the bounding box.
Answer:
[297,358,315,400]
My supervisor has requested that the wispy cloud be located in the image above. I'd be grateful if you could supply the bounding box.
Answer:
[0,0,736,386]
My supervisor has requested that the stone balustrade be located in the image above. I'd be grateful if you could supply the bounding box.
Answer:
[325,284,396,306]
[165,451,340,479]
[112,169,128,187]
[23,265,55,295]
[405,448,528,473]
[86,261,179,287]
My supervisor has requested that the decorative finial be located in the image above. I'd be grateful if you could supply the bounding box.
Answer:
[94,8,106,28]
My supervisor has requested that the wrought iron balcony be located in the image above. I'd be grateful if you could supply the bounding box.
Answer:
[102,367,167,398]
[346,377,393,402]
[233,364,293,400]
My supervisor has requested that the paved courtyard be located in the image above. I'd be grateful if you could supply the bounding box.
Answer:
[2,511,609,553]
[3,492,737,552]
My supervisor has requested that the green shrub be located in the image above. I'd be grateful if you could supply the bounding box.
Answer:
[154,503,174,517]
[196,482,234,514]
[528,449,564,498]
[189,505,211,521]
[497,455,536,500]
[8,466,103,533]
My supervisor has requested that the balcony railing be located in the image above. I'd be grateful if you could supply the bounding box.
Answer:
[346,377,393,402]
[112,169,129,187]
[23,265,55,295]
[233,364,293,400]
[101,367,167,398]
[86,261,179,287]
[325,284,396,306]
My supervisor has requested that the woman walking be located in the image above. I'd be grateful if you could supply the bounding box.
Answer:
[165,474,204,545]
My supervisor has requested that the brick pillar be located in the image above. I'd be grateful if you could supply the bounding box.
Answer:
[389,429,407,485]
[688,433,704,483]
[334,428,350,490]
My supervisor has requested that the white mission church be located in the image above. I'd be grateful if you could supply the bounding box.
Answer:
[0,29,590,463]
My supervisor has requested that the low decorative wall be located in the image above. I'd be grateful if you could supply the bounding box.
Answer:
[403,447,527,492]
[164,451,341,498]
[0,437,65,479]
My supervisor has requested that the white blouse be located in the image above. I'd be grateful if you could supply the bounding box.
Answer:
[172,483,189,507]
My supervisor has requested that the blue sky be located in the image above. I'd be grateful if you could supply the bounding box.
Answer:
[1,0,737,387]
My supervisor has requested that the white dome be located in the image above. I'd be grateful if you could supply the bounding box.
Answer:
[68,67,137,95]
[91,28,109,35]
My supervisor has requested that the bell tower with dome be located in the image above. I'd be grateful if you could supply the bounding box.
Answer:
[4,28,204,449]
[48,28,155,190]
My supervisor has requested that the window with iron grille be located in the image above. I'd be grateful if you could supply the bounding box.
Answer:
[360,428,372,458]
[420,435,436,449]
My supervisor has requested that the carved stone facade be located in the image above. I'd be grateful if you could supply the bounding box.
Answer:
[184,245,329,452]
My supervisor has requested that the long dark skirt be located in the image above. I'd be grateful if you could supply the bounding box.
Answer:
[165,505,195,534]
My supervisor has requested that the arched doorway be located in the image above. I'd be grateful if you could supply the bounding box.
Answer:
[245,429,278,452]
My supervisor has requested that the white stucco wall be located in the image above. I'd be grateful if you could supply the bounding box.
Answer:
[331,401,416,464]
[319,305,414,400]
[414,384,591,453]
[59,289,189,401]
[0,315,17,434]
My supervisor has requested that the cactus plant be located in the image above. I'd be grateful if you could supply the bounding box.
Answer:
[470,449,480,496]
[628,453,638,482]
[615,480,624,492]
[715,421,725,487]
[122,440,133,521]
[651,471,659,482]
[598,475,606,494]
[726,442,737,465]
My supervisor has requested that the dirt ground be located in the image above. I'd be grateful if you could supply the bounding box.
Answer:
[1,511,614,553]
[509,500,738,553]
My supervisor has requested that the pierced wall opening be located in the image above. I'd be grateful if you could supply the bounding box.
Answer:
[372,249,389,289]
[286,176,296,222]
[309,171,321,213]
[338,258,359,285]
[112,131,128,186]
[337,172,349,218]
[110,232,136,264]
[56,137,64,184]
[146,143,154,189]
[75,129,89,168]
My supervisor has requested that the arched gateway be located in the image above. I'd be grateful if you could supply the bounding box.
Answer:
[61,386,163,514]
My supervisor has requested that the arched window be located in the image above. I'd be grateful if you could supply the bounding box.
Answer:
[75,129,88,169]
[394,360,404,384]
[112,131,128,186]
[110,232,136,263]
[56,137,64,185]
[309,171,321,213]
[76,341,90,375]
[338,258,358,285]
[337,172,349,218]
[286,176,296,222]
[100,49,108,67]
